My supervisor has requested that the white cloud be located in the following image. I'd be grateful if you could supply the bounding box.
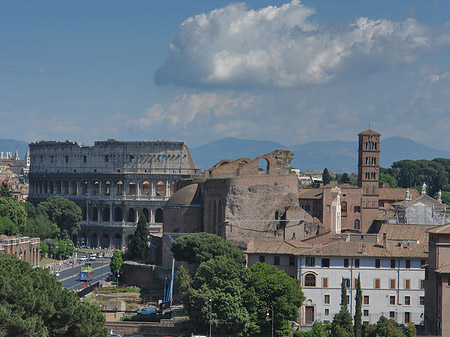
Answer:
[155,0,447,88]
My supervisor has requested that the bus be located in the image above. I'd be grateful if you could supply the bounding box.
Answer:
[80,263,94,281]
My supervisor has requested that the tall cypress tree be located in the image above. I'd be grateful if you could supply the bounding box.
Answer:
[354,274,362,337]
[323,168,331,185]
[331,278,354,337]
[128,212,149,260]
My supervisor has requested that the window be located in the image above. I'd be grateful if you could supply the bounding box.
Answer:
[325,309,329,316]
[105,155,109,162]
[363,296,370,305]
[354,278,358,288]
[355,259,360,268]
[420,296,425,306]
[404,296,411,306]
[389,296,396,305]
[406,260,411,269]
[322,258,330,268]
[259,256,265,263]
[404,312,411,324]
[306,257,315,267]
[289,256,295,266]
[390,311,395,319]
[420,279,424,289]
[83,155,87,163]
[391,259,396,269]
[322,277,329,288]
[341,201,347,216]
[405,279,411,289]
[421,259,426,268]
[305,306,314,324]
[354,219,360,230]
[65,155,68,163]
[364,310,369,317]
[344,278,351,288]
[354,206,361,213]
[324,294,330,304]
[390,279,396,289]
[375,259,380,268]
[274,256,280,265]
[130,155,135,163]
[304,274,316,287]
[344,258,349,268]
[374,279,381,289]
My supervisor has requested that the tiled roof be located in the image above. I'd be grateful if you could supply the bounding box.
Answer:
[378,223,434,245]
[298,189,323,200]
[358,129,381,136]
[245,240,312,255]
[296,240,428,258]
[427,223,450,234]
[435,264,450,274]
[378,188,419,201]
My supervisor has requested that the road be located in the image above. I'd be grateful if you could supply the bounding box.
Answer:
[56,257,111,291]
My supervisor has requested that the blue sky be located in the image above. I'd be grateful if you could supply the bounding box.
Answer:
[1,0,450,149]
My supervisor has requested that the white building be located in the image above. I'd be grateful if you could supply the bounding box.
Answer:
[246,238,427,327]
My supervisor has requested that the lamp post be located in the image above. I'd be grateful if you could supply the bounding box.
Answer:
[209,297,212,337]
[115,271,120,318]
[266,305,274,337]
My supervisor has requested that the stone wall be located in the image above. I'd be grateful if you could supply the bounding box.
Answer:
[122,261,156,289]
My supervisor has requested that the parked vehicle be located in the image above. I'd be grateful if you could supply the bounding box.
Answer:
[80,256,87,262]
[137,306,157,316]
[89,253,96,261]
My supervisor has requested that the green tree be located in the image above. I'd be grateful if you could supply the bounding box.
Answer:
[171,232,245,266]
[0,216,18,236]
[379,172,398,188]
[368,316,404,337]
[248,262,305,337]
[40,241,49,258]
[0,182,11,197]
[404,322,416,337]
[56,239,75,260]
[331,278,354,337]
[22,215,60,239]
[338,173,351,184]
[0,254,107,336]
[128,212,149,260]
[0,196,27,232]
[354,275,362,337]
[323,168,331,185]
[110,250,123,277]
[39,196,82,235]
[295,321,331,337]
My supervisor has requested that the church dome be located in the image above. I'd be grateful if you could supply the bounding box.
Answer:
[166,183,202,207]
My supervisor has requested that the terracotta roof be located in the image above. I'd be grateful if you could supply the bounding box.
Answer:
[435,264,450,274]
[378,188,419,201]
[358,129,380,136]
[427,223,450,234]
[298,189,323,200]
[245,239,312,255]
[296,240,428,258]
[378,223,434,245]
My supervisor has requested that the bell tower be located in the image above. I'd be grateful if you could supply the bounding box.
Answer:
[358,129,380,232]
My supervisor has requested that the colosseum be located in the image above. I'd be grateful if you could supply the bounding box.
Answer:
[28,139,200,249]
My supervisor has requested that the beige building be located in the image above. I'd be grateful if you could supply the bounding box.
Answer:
[0,235,40,267]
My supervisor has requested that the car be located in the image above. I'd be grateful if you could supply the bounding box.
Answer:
[290,321,301,327]
[137,306,157,316]
[80,256,87,261]
[97,252,103,258]
[55,271,60,277]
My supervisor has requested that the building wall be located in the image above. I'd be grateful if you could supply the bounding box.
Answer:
[0,236,40,266]
[297,256,425,326]
[203,174,302,248]
[28,140,200,248]
[247,253,297,278]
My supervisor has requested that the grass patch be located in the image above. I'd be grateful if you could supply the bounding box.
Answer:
[40,258,58,266]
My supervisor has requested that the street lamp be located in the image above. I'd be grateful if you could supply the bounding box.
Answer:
[266,305,274,337]
[209,297,212,337]
[115,271,120,318]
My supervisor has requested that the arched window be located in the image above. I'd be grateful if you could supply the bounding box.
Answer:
[128,208,136,222]
[113,207,123,222]
[104,181,111,195]
[304,273,316,287]
[116,181,123,195]
[102,206,110,222]
[142,181,150,195]
[354,219,360,230]
[155,208,163,223]
[93,181,99,196]
[91,207,98,221]
[156,181,165,196]
[129,181,136,195]
[341,201,347,217]
[142,208,150,223]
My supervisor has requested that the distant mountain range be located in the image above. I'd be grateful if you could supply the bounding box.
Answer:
[190,136,450,173]
[3,137,450,173]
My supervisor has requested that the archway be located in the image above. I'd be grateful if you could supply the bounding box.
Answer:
[102,206,110,222]
[100,233,110,248]
[113,207,123,222]
[258,158,269,174]
[142,208,150,223]
[155,208,163,223]
[128,208,136,223]
[112,233,122,249]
